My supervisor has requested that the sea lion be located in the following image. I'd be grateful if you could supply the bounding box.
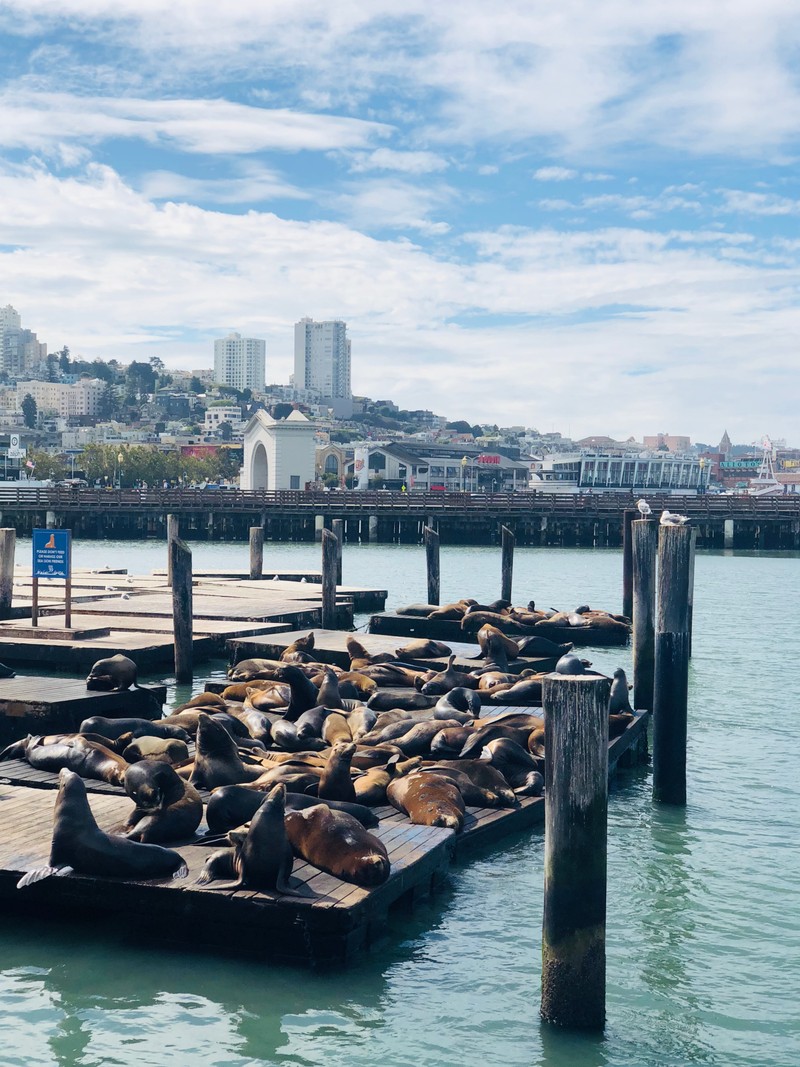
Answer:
[284,804,390,886]
[464,600,512,615]
[345,635,395,670]
[336,672,377,698]
[461,612,530,635]
[227,657,283,681]
[387,772,465,831]
[275,665,321,721]
[426,600,475,620]
[608,667,634,713]
[431,758,517,806]
[393,719,465,757]
[476,625,520,665]
[485,673,546,706]
[366,690,436,712]
[348,706,378,741]
[17,769,187,887]
[206,786,379,834]
[121,762,202,843]
[321,712,352,746]
[197,784,295,893]
[515,635,574,659]
[245,685,291,711]
[24,735,129,786]
[429,725,475,758]
[173,692,227,712]
[221,680,274,701]
[85,654,140,692]
[352,754,416,806]
[316,667,346,709]
[418,656,478,696]
[434,688,481,722]
[459,721,536,760]
[79,716,190,743]
[317,741,357,803]
[609,712,635,738]
[122,736,189,765]
[419,764,510,807]
[553,653,592,676]
[394,639,453,660]
[188,713,263,790]
[1,732,131,761]
[282,632,315,657]
[480,737,544,795]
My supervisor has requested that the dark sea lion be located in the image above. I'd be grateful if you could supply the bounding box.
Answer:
[393,719,465,757]
[417,655,478,696]
[25,735,129,786]
[17,769,187,888]
[293,704,334,742]
[228,707,273,745]
[197,784,295,893]
[188,713,263,789]
[394,639,453,659]
[485,673,545,706]
[609,712,635,738]
[419,765,509,807]
[227,657,283,681]
[80,716,190,743]
[431,758,517,806]
[85,654,139,692]
[461,612,531,636]
[122,736,189,765]
[349,744,405,770]
[275,665,321,721]
[1,732,131,761]
[349,706,378,741]
[366,690,437,712]
[434,687,481,722]
[285,803,390,886]
[516,635,574,659]
[459,722,535,759]
[317,740,357,803]
[316,667,346,709]
[480,737,544,795]
[464,600,512,615]
[206,785,379,834]
[553,653,592,676]
[121,762,202,843]
[608,667,634,713]
[429,725,475,758]
[360,664,423,688]
[249,766,322,793]
[387,772,465,831]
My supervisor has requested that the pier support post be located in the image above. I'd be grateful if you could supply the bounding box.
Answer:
[166,514,179,586]
[321,528,338,630]
[171,536,193,684]
[46,510,56,530]
[723,518,734,549]
[314,514,325,543]
[687,528,697,657]
[541,674,610,1031]
[332,518,344,584]
[501,525,515,603]
[249,526,264,580]
[0,528,15,619]
[622,508,635,619]
[423,526,440,605]
[652,524,691,805]
[368,515,378,543]
[632,519,657,712]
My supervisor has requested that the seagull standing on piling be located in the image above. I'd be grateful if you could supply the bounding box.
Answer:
[636,499,651,517]
[660,509,690,526]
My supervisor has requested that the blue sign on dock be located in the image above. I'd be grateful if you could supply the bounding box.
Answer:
[32,529,72,579]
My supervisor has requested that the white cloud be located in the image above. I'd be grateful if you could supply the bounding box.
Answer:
[139,166,308,204]
[533,167,577,181]
[718,189,800,216]
[0,91,390,155]
[347,148,448,174]
[329,178,455,234]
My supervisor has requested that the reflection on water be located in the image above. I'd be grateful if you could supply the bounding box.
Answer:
[1,543,799,1066]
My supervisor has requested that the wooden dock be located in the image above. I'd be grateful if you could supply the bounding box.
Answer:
[0,676,167,747]
[225,628,556,674]
[0,712,648,964]
[368,611,630,647]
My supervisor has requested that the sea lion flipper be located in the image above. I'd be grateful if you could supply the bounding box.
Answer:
[16,864,73,889]
[173,863,189,881]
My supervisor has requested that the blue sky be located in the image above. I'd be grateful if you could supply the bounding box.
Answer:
[1,1,799,442]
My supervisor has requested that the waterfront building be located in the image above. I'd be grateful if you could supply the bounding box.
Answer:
[352,441,531,492]
[213,332,266,392]
[532,449,709,493]
[293,318,352,417]
[241,409,316,491]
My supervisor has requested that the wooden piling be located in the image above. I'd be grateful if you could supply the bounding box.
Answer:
[166,514,179,587]
[687,527,697,657]
[622,508,636,620]
[631,519,657,712]
[249,526,264,580]
[0,528,15,619]
[501,525,515,603]
[423,526,440,606]
[170,536,193,684]
[652,523,691,805]
[541,674,610,1031]
[321,528,338,630]
[332,518,344,584]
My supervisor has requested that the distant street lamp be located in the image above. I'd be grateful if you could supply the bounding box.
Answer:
[116,451,124,488]
[461,455,468,492]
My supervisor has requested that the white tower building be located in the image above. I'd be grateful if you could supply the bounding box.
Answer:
[213,332,266,392]
[293,317,352,417]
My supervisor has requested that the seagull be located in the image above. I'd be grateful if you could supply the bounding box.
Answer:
[636,498,651,517]
[301,577,307,583]
[272,575,279,581]
[121,593,131,600]
[660,509,690,526]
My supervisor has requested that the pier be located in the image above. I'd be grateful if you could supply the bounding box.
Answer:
[0,486,798,548]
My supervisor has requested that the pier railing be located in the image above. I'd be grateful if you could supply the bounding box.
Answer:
[0,486,798,519]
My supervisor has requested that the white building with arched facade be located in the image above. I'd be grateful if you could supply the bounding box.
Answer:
[241,409,316,491]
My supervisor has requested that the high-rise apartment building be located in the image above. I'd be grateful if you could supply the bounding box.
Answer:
[213,332,266,392]
[293,318,352,416]
[0,304,47,377]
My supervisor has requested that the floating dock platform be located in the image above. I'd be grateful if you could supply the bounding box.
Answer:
[0,711,648,965]
[368,611,630,647]
[0,676,167,747]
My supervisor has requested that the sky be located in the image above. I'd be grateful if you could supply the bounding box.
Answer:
[1,2,799,443]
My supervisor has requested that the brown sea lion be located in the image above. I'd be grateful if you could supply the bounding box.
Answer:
[187,713,263,790]
[173,692,227,712]
[476,624,520,665]
[609,712,635,738]
[121,761,202,843]
[316,666,346,709]
[365,689,436,712]
[284,804,391,886]
[431,758,517,806]
[426,599,475,620]
[459,721,536,759]
[85,654,139,692]
[317,741,357,803]
[461,612,531,635]
[419,764,511,807]
[206,785,379,834]
[387,772,465,831]
[244,684,291,711]
[122,736,189,765]
[336,672,377,698]
[321,712,352,746]
[197,784,295,893]
[392,718,465,757]
[429,725,475,758]
[17,769,187,888]
[281,632,316,657]
[394,639,453,659]
[417,656,479,695]
[221,680,274,701]
[485,673,546,705]
[352,754,415,806]
[227,657,283,682]
[480,737,545,795]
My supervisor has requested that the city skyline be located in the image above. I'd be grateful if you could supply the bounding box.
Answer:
[1,5,799,441]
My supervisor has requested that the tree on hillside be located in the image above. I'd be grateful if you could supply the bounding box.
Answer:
[97,383,120,421]
[272,402,294,420]
[126,361,157,399]
[21,394,37,428]
[57,346,71,373]
[46,354,60,382]
[189,376,205,394]
[218,421,233,441]
[446,420,474,435]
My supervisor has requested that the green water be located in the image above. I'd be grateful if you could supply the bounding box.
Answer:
[3,540,799,1067]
